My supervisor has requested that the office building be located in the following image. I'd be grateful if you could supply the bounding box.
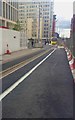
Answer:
[19,1,54,42]
[73,1,75,56]
[0,0,18,29]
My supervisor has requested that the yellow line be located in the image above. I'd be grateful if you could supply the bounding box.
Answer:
[0,49,54,78]
[0,49,56,101]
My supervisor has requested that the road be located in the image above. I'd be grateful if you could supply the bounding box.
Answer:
[1,46,74,119]
[2,44,52,71]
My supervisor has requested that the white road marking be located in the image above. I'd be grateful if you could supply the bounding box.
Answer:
[0,48,56,101]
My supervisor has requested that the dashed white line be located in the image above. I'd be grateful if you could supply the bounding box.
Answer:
[0,48,56,101]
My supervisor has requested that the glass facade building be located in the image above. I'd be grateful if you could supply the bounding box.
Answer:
[0,0,18,29]
[0,0,2,16]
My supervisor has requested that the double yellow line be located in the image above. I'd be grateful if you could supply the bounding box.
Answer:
[0,48,54,79]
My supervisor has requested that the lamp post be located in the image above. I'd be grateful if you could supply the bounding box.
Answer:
[38,2,40,43]
[24,20,28,48]
[52,15,56,37]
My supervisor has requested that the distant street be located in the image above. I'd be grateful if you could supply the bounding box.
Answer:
[1,46,73,118]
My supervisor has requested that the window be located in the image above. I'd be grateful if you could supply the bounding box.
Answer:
[13,9,15,21]
[6,4,9,19]
[9,5,10,19]
[44,24,48,26]
[44,28,48,30]
[20,21,23,23]
[0,0,2,16]
[3,2,5,18]
[2,20,5,26]
[44,20,48,22]
[11,7,13,20]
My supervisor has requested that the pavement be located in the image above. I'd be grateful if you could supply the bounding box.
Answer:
[2,48,42,64]
[1,44,55,65]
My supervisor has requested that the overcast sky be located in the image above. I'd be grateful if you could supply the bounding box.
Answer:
[54,0,73,21]
[18,0,73,21]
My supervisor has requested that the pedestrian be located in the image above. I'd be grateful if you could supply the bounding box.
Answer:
[32,41,34,47]
[45,40,46,45]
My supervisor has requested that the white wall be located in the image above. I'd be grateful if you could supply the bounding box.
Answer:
[0,28,20,55]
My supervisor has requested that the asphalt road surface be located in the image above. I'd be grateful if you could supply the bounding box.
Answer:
[2,49,54,92]
[2,44,53,71]
[2,48,74,119]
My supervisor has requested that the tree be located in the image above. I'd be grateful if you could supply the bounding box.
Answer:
[13,20,22,31]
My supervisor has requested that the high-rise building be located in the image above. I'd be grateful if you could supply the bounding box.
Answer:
[0,0,18,29]
[70,1,75,57]
[19,0,54,42]
[73,1,75,57]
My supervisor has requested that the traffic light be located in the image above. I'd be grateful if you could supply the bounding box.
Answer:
[53,15,56,20]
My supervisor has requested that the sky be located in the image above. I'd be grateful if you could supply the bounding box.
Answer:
[18,0,73,37]
[54,0,74,37]
[19,0,73,21]
[54,0,73,21]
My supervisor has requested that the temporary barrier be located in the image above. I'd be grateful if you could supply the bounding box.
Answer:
[5,44,11,54]
[65,47,75,82]
[67,51,73,61]
[69,58,75,83]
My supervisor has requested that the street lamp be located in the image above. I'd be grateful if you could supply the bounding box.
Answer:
[38,2,40,43]
[52,14,56,37]
[38,2,43,43]
[24,20,28,48]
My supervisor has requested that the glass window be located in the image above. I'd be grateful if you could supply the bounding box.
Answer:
[3,2,5,18]
[11,7,13,20]
[6,4,9,19]
[14,9,16,21]
[15,11,18,21]
[2,20,5,26]
[12,8,14,21]
[0,20,2,26]
[0,0,2,16]
[44,24,48,26]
